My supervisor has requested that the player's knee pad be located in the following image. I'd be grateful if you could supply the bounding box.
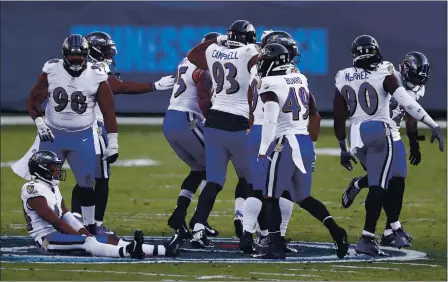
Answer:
[235,178,249,199]
[181,170,206,194]
[77,186,96,206]
[250,189,264,201]
[281,191,292,201]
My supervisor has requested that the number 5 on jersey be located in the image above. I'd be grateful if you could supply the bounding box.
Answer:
[282,87,309,120]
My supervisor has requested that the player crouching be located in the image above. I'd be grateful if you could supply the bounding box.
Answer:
[22,150,181,259]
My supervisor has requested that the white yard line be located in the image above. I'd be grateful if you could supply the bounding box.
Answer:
[375,262,440,267]
[249,272,322,278]
[287,268,358,273]
[331,265,400,270]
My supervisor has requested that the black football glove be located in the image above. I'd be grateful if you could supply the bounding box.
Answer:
[407,131,425,166]
[339,140,357,171]
[430,126,445,152]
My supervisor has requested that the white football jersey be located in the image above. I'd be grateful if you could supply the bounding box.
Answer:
[258,72,310,137]
[168,57,203,118]
[21,180,62,240]
[390,76,425,141]
[335,61,395,125]
[249,66,263,125]
[93,62,112,123]
[206,43,259,118]
[43,59,108,131]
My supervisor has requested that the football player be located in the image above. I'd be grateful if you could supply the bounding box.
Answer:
[333,35,443,255]
[242,30,304,254]
[26,34,118,234]
[186,20,259,247]
[164,32,221,239]
[341,51,431,247]
[245,43,348,259]
[22,150,180,258]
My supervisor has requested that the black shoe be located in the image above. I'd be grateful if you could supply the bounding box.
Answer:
[342,177,362,208]
[164,233,181,257]
[234,212,244,239]
[126,229,145,259]
[168,207,187,230]
[253,233,285,260]
[85,223,97,235]
[189,218,219,237]
[239,231,256,254]
[283,237,299,254]
[355,235,385,256]
[330,227,349,259]
[393,228,412,249]
[380,233,396,247]
[178,221,192,240]
[190,227,213,248]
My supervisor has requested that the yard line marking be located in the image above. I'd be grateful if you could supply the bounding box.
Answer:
[249,272,322,278]
[375,262,440,267]
[287,268,358,273]
[331,265,399,270]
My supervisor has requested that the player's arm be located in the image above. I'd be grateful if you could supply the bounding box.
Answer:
[383,74,444,151]
[258,91,280,156]
[247,55,259,73]
[108,75,176,95]
[194,69,213,118]
[97,80,120,163]
[60,199,92,236]
[27,197,79,235]
[247,83,254,128]
[405,112,425,166]
[187,38,218,70]
[308,92,320,142]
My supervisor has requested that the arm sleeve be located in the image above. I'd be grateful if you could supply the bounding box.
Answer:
[392,86,438,128]
[62,212,84,231]
[259,101,280,155]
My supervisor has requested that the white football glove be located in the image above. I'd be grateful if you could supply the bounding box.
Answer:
[35,117,55,142]
[216,35,228,46]
[154,75,176,91]
[103,133,119,163]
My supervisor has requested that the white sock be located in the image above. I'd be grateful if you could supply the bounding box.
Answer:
[260,229,269,236]
[235,197,245,217]
[83,236,122,258]
[390,221,402,231]
[142,244,166,256]
[199,180,206,194]
[193,223,205,232]
[354,180,360,189]
[253,221,260,233]
[362,230,375,237]
[95,221,103,226]
[383,229,393,236]
[279,197,293,237]
[81,206,95,225]
[242,197,261,233]
[117,239,129,248]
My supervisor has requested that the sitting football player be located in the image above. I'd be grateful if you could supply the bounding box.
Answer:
[21,150,181,259]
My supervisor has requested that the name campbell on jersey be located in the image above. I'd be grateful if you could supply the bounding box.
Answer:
[43,59,108,131]
[206,43,259,118]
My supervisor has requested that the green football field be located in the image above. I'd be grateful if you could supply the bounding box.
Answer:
[1,124,446,281]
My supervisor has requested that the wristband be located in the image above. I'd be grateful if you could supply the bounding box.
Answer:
[62,212,84,231]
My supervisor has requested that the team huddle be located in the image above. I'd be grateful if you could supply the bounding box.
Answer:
[12,20,444,260]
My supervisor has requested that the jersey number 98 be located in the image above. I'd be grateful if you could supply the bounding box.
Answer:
[52,87,87,114]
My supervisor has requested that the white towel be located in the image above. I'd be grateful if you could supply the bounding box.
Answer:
[11,135,41,180]
[285,134,307,174]
[349,122,364,154]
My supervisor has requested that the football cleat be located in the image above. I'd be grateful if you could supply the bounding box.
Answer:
[234,211,244,239]
[190,228,213,248]
[164,233,181,257]
[330,226,349,258]
[342,176,362,208]
[126,229,145,259]
[239,231,256,254]
[283,237,299,254]
[380,233,396,247]
[177,221,192,240]
[393,228,412,249]
[85,223,97,235]
[168,207,187,230]
[355,235,385,256]
[189,218,219,237]
[252,233,285,260]
[95,224,115,236]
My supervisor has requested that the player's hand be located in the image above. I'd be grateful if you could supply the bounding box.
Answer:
[154,75,176,91]
[340,151,357,171]
[407,132,424,166]
[104,133,119,163]
[216,35,228,46]
[35,117,55,142]
[430,126,444,152]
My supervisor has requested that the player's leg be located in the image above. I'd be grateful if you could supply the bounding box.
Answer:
[382,139,410,247]
[190,127,230,248]
[355,121,394,255]
[93,121,112,234]
[65,127,97,233]
[163,110,207,236]
[291,135,348,259]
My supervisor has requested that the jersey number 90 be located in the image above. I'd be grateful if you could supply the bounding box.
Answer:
[340,82,379,116]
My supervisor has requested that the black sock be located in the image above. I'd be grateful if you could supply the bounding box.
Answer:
[71,185,82,214]
[357,175,369,189]
[235,178,249,200]
[177,170,206,212]
[299,196,338,232]
[263,198,281,233]
[364,186,385,234]
[191,182,222,225]
[384,177,405,227]
[94,178,109,222]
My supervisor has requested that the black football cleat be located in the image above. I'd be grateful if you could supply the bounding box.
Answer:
[393,228,412,249]
[164,233,181,257]
[342,176,362,208]
[330,226,349,258]
[283,237,299,254]
[355,235,385,256]
[239,231,256,254]
[189,218,219,237]
[85,223,97,235]
[234,212,244,239]
[95,224,115,236]
[380,233,396,247]
[126,229,145,259]
[252,233,285,260]
[190,228,213,249]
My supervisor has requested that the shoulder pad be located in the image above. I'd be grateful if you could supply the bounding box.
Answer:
[21,181,47,199]
[259,76,283,93]
[377,61,395,76]
[335,68,347,85]
[88,62,108,83]
[42,59,61,74]
[244,44,260,57]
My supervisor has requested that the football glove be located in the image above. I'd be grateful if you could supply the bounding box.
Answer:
[407,131,425,166]
[430,126,444,152]
[35,117,55,142]
[104,133,119,163]
[339,140,357,171]
[154,75,176,91]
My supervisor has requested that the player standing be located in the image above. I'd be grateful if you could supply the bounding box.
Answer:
[333,35,443,255]
[164,32,221,239]
[341,51,431,248]
[186,20,259,247]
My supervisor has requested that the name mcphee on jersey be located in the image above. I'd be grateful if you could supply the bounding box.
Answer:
[345,71,370,82]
